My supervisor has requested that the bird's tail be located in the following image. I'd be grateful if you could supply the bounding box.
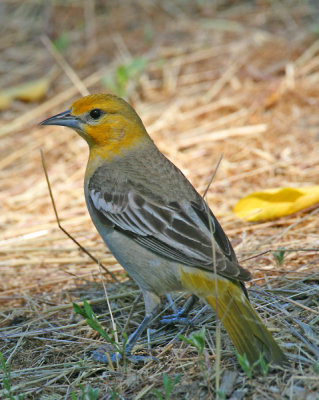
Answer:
[179,267,287,365]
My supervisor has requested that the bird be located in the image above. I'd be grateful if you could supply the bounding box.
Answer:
[40,93,286,365]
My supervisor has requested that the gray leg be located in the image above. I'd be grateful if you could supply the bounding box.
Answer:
[125,290,161,353]
[92,290,161,364]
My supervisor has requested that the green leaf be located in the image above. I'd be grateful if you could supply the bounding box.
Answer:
[73,302,87,318]
[179,327,206,355]
[102,57,147,98]
[153,389,164,400]
[313,362,319,374]
[53,32,69,52]
[236,352,252,378]
[256,353,270,376]
[272,247,286,266]
[0,351,7,372]
[84,299,96,320]
[73,300,121,353]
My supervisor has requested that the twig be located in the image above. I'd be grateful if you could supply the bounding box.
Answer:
[41,35,89,96]
[203,155,224,394]
[40,149,118,282]
[202,153,223,198]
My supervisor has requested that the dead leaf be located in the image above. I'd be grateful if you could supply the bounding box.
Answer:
[233,186,319,221]
[0,93,12,110]
[13,77,51,102]
[0,68,57,110]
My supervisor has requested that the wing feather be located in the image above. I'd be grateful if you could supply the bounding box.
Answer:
[88,183,251,281]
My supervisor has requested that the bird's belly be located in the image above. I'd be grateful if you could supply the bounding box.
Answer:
[85,198,183,295]
[100,227,184,295]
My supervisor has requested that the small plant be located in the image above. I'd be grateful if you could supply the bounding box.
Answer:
[178,327,212,390]
[0,352,24,400]
[73,299,126,357]
[71,384,99,400]
[257,353,271,376]
[108,387,121,399]
[272,247,286,266]
[53,32,70,52]
[236,352,253,378]
[216,390,226,400]
[179,326,206,356]
[236,352,270,378]
[103,57,147,98]
[313,361,319,374]
[153,373,181,400]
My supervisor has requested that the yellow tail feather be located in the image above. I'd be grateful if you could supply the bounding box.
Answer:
[180,267,287,365]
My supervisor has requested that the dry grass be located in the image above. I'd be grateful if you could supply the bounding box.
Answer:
[1,1,319,399]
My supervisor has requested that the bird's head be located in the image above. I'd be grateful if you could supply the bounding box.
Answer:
[40,94,150,157]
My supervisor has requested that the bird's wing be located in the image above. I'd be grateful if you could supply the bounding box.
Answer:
[88,181,250,281]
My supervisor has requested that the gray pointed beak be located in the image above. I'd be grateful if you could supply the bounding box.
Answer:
[39,109,80,129]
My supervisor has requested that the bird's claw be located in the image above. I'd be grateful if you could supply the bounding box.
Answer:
[127,354,159,364]
[160,314,194,326]
[91,350,158,364]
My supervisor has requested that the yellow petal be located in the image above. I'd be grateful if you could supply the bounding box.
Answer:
[233,186,319,221]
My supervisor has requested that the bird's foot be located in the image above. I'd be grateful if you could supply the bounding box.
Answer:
[127,354,159,364]
[161,294,198,326]
[160,311,194,326]
[91,347,158,365]
[91,349,122,364]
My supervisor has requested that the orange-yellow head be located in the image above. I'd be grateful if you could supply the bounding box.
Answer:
[40,94,151,158]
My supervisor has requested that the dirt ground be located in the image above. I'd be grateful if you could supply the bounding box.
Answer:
[0,1,319,399]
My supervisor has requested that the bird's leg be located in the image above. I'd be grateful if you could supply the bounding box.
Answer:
[124,314,155,354]
[160,294,199,325]
[166,293,179,313]
[92,290,160,364]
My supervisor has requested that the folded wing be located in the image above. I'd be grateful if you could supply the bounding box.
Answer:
[88,180,250,281]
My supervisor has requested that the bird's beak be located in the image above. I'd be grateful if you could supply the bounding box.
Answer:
[39,109,80,129]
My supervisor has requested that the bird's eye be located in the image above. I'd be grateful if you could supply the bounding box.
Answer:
[89,109,102,120]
